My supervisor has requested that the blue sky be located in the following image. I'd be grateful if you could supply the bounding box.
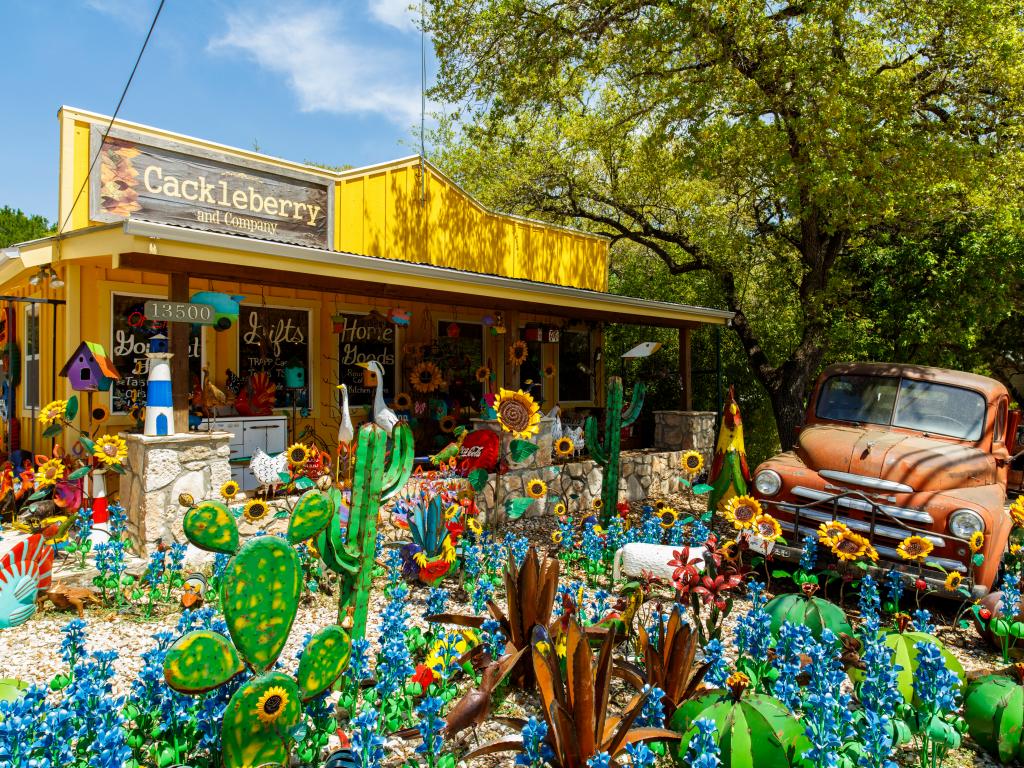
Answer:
[0,0,435,222]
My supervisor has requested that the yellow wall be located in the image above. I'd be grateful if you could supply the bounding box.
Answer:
[57,109,608,291]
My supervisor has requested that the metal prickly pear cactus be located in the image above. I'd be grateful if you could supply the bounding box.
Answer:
[317,421,414,641]
[585,376,645,524]
[166,490,351,768]
[964,666,1024,764]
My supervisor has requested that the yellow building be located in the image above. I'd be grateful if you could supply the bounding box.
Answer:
[2,107,730,495]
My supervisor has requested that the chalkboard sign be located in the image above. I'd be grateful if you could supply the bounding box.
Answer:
[110,293,202,414]
[238,304,310,408]
[334,312,396,407]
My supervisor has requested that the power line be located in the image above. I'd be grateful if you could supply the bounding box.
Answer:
[58,0,166,237]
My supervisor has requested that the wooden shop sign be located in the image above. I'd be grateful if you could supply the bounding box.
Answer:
[89,126,332,248]
[334,311,396,407]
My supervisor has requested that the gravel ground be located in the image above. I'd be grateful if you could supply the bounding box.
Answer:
[0,492,1013,767]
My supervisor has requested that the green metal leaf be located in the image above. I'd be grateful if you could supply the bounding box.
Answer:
[692,483,714,495]
[221,672,301,768]
[68,466,91,480]
[78,435,95,453]
[0,678,28,704]
[288,490,334,543]
[42,423,62,439]
[65,395,79,421]
[468,468,488,492]
[296,625,351,700]
[294,476,315,490]
[505,497,534,520]
[163,630,244,693]
[278,471,292,484]
[508,439,538,463]
[183,501,239,554]
[27,489,49,501]
[223,536,302,671]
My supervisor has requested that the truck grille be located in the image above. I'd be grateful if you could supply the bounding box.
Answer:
[791,486,933,524]
[818,470,914,494]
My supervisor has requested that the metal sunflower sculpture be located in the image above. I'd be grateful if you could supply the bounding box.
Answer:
[410,361,444,393]
[493,387,541,439]
[508,340,528,367]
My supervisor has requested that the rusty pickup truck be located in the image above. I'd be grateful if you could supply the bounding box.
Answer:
[752,362,1018,596]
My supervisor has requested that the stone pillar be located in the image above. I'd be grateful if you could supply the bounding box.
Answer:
[121,431,233,554]
[653,411,716,455]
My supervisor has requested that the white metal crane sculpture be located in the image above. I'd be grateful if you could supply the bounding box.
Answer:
[356,360,399,436]
[336,383,355,484]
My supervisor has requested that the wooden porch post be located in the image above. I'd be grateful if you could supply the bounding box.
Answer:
[679,326,692,410]
[168,273,191,434]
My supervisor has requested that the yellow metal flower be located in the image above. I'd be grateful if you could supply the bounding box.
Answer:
[493,388,541,439]
[752,514,782,540]
[944,571,963,591]
[90,404,110,424]
[1012,544,1023,556]
[439,415,457,434]
[444,504,459,521]
[508,340,528,367]
[831,531,872,562]
[544,363,556,378]
[1011,498,1024,528]
[658,507,679,529]
[592,498,603,511]
[969,531,985,553]
[410,361,443,393]
[817,520,852,547]
[897,535,934,561]
[467,517,482,536]
[38,399,68,427]
[254,686,289,725]
[720,539,739,561]
[654,500,666,511]
[554,502,567,516]
[286,443,310,466]
[35,459,65,488]
[681,450,705,476]
[475,366,490,383]
[93,434,128,466]
[244,499,270,523]
[394,391,413,410]
[551,530,563,544]
[724,495,761,530]
[593,525,605,535]
[554,437,575,458]
[220,480,240,501]
[526,478,547,499]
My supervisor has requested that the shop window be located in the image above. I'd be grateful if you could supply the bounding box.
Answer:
[23,304,39,411]
[518,326,544,403]
[558,328,593,402]
[435,321,484,409]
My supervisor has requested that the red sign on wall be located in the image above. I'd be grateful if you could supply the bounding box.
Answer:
[458,429,500,471]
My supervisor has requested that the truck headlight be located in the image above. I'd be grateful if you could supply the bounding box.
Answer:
[754,470,782,497]
[949,509,984,539]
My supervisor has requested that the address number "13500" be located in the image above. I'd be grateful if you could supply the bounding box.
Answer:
[143,300,216,324]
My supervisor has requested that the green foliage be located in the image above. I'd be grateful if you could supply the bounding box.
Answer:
[0,206,52,248]
[426,0,1024,448]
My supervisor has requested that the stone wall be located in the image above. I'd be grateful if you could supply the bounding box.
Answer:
[472,449,689,522]
[653,411,716,465]
[121,432,233,553]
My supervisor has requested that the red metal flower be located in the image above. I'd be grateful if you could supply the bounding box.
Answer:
[411,663,435,695]
[418,559,451,585]
[668,548,703,595]
[693,573,744,611]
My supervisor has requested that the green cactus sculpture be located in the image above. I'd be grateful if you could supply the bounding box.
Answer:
[586,376,645,524]
[964,666,1024,764]
[317,421,414,641]
[166,489,349,768]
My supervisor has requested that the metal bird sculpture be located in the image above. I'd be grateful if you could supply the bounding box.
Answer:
[429,425,467,467]
[356,360,399,435]
[707,385,752,514]
[201,366,228,421]
[336,383,355,484]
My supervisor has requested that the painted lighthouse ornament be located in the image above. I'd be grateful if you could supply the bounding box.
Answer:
[143,333,174,436]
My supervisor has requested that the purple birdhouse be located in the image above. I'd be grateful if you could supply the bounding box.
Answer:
[59,341,121,392]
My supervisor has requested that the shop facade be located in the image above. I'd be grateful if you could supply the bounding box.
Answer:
[3,107,731,548]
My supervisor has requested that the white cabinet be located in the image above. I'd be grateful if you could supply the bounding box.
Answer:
[208,415,288,491]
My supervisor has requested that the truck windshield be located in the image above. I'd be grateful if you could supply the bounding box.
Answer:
[816,375,986,441]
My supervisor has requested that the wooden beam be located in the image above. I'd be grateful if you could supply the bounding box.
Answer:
[680,327,692,410]
[168,272,190,433]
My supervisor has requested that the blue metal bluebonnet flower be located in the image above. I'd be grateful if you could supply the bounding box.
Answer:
[143,548,165,589]
[588,590,612,625]
[687,717,721,768]
[516,715,553,767]
[504,533,530,566]
[640,515,662,544]
[800,534,819,571]
[352,708,387,768]
[349,637,372,682]
[414,695,446,758]
[999,571,1021,616]
[60,618,88,667]
[800,629,855,768]
[376,585,415,700]
[481,618,506,659]
[107,503,128,538]
[884,568,905,608]
[701,638,729,687]
[688,519,711,546]
[913,641,960,715]
[773,621,812,712]
[462,540,483,579]
[472,578,495,614]
[586,751,612,768]
[625,742,658,768]
[638,685,666,728]
[580,524,604,564]
[605,517,626,553]
[912,608,935,634]
[859,574,881,630]
[87,694,132,768]
[735,580,771,660]
[426,587,449,618]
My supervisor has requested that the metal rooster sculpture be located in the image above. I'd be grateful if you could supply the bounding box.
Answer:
[707,385,752,514]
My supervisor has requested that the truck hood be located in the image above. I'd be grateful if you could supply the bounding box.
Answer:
[796,424,996,492]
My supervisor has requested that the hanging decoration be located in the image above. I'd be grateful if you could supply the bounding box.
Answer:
[387,308,412,326]
[410,361,443,393]
[508,340,528,368]
[446,322,460,338]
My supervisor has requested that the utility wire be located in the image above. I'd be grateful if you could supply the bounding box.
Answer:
[58,0,166,237]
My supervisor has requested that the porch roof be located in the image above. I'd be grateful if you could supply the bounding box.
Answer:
[3,219,733,328]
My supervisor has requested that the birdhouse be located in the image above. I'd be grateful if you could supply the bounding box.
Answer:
[149,334,169,354]
[58,341,121,392]
[283,363,306,389]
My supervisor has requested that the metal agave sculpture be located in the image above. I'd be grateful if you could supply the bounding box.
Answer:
[614,603,709,721]
[585,377,645,525]
[317,421,414,639]
[428,545,559,689]
[166,489,350,768]
[405,492,454,585]
[466,617,680,766]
